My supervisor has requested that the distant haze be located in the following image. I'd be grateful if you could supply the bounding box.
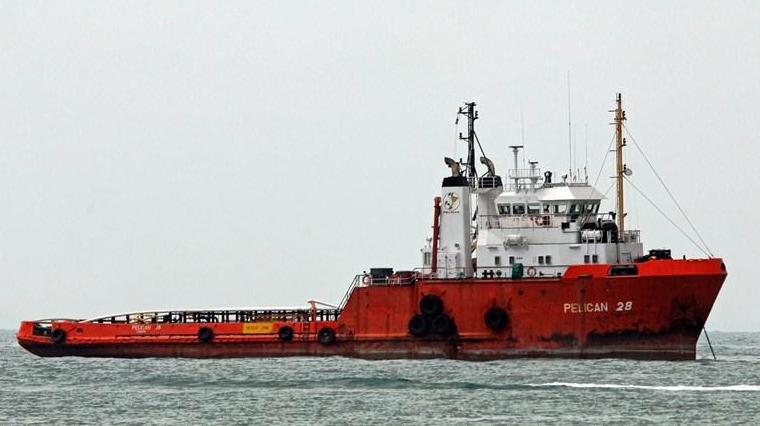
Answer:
[1,2,758,330]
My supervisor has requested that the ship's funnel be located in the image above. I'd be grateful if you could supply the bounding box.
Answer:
[437,176,473,279]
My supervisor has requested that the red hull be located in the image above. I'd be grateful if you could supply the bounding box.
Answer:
[17,259,726,360]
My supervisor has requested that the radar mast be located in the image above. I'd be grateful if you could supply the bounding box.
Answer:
[458,102,478,178]
[614,93,627,237]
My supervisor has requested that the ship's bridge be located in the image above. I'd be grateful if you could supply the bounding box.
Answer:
[486,182,605,229]
[472,178,642,278]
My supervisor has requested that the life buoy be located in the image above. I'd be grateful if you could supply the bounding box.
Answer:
[278,326,294,341]
[408,314,429,337]
[362,275,371,285]
[419,294,443,316]
[484,307,509,331]
[527,266,537,277]
[431,314,455,336]
[197,326,214,342]
[317,327,336,345]
[51,328,67,344]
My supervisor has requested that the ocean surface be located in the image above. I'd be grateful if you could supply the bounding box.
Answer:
[1,330,759,425]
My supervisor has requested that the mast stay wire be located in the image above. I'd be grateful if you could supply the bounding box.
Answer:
[577,132,616,224]
[601,181,616,198]
[624,176,710,258]
[582,132,617,202]
[473,131,487,160]
[623,125,714,257]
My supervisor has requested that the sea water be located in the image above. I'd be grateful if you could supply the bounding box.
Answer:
[1,330,758,424]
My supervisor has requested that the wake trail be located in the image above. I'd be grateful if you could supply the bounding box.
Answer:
[532,382,760,392]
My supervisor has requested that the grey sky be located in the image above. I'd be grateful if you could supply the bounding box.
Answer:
[1,1,758,330]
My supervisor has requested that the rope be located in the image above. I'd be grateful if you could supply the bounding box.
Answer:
[624,125,714,257]
[703,327,717,361]
[624,176,710,257]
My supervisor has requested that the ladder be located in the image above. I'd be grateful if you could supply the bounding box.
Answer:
[301,321,311,342]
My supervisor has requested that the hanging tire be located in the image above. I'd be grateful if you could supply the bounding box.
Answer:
[197,326,214,342]
[408,314,429,337]
[420,294,443,316]
[484,307,509,331]
[278,326,294,342]
[51,328,67,344]
[431,314,455,336]
[317,327,336,345]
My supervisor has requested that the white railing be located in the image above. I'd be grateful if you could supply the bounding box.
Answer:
[621,230,641,243]
[508,168,542,179]
[477,214,562,230]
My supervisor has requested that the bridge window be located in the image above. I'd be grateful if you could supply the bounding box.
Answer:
[554,204,568,214]
[513,204,526,215]
[592,254,599,263]
[497,204,511,215]
[584,203,599,214]
[538,256,545,265]
[545,255,552,265]
[527,203,541,215]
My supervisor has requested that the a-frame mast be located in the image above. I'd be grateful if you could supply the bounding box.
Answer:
[614,93,627,237]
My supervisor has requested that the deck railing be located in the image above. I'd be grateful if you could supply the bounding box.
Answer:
[53,308,344,325]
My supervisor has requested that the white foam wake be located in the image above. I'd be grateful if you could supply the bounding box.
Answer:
[533,382,760,392]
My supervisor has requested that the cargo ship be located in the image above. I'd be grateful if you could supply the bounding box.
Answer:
[17,95,726,360]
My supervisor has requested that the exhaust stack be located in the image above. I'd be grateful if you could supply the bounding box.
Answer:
[436,175,473,278]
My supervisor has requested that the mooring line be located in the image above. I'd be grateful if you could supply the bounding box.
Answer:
[703,327,717,361]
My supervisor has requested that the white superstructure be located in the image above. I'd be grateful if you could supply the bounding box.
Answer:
[472,157,643,278]
[421,98,644,279]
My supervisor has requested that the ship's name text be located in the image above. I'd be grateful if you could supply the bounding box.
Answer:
[563,302,608,313]
[563,301,633,313]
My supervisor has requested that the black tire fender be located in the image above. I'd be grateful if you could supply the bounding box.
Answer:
[419,294,443,316]
[317,327,336,345]
[197,326,214,342]
[484,307,509,331]
[431,314,455,336]
[408,314,429,337]
[51,328,67,344]
[278,326,294,342]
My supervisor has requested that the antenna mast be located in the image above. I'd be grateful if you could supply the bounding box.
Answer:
[584,124,588,182]
[567,73,572,178]
[458,102,478,178]
[520,105,526,168]
[614,93,627,237]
